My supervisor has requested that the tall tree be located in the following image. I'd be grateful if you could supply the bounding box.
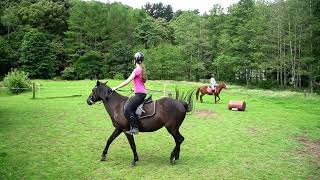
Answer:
[107,41,133,78]
[20,28,56,78]
[144,43,186,80]
[134,16,172,49]
[143,2,173,22]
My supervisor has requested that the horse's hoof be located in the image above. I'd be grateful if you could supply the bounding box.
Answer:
[130,160,137,167]
[170,157,176,165]
[100,155,106,161]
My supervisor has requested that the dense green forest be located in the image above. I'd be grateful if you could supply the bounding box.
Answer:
[0,0,319,91]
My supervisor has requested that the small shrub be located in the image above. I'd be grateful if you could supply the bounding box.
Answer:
[3,69,31,94]
[258,80,276,89]
[114,73,124,80]
[52,76,63,81]
[61,67,77,80]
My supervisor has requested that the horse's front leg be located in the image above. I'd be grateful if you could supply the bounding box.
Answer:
[101,128,122,161]
[125,133,139,167]
[216,95,220,103]
[214,95,217,103]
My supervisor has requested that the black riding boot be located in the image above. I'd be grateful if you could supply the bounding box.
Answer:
[125,115,139,135]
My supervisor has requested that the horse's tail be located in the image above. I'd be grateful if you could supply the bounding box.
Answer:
[196,87,200,100]
[175,88,194,113]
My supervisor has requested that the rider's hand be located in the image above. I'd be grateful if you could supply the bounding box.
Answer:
[112,87,118,91]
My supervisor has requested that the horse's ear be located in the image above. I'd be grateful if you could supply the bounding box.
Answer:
[96,81,101,86]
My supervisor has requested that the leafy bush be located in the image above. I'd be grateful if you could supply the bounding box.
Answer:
[3,69,31,94]
[114,73,124,80]
[61,67,77,80]
[74,51,104,79]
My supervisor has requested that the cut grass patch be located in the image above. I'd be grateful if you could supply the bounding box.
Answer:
[296,136,320,166]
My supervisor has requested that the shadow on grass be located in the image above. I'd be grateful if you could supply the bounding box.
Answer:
[41,94,82,99]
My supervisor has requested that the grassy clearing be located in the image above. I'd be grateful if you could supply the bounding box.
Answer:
[0,80,319,179]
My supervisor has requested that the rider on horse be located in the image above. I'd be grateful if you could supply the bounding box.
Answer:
[112,52,147,135]
[209,74,217,93]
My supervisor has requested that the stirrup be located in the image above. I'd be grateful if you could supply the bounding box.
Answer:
[125,127,139,135]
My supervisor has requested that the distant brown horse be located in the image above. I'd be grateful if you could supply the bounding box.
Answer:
[196,81,228,103]
[87,81,193,166]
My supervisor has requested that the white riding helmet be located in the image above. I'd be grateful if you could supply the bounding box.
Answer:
[134,52,144,63]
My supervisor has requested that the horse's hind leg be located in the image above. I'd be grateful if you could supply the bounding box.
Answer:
[166,128,184,164]
[174,131,184,160]
[200,94,204,103]
[101,128,122,161]
[125,133,139,167]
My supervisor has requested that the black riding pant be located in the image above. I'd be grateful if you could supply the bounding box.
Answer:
[124,93,146,127]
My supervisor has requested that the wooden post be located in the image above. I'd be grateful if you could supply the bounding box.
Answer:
[32,82,35,99]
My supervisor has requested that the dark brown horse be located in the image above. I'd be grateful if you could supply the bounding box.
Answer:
[87,81,193,166]
[196,81,228,103]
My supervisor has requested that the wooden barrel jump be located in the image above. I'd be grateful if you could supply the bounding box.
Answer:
[228,100,246,111]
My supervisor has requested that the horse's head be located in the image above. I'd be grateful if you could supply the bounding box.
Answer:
[221,81,228,89]
[87,81,112,105]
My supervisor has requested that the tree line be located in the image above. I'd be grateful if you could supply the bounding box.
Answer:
[0,0,319,92]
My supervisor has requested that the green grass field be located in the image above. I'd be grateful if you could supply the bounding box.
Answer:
[1,80,319,179]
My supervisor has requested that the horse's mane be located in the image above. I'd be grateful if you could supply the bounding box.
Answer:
[99,82,111,90]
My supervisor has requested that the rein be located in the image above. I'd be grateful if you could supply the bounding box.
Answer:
[116,89,134,96]
[105,89,115,100]
[116,88,162,96]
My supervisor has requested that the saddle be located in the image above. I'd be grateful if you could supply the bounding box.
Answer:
[124,95,156,119]
[207,86,215,94]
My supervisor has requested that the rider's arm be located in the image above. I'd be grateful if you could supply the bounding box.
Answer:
[112,71,135,91]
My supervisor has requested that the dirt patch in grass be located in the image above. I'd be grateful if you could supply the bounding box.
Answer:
[193,109,216,118]
[246,127,258,134]
[296,135,320,165]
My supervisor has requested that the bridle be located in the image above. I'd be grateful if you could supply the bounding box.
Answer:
[89,86,115,104]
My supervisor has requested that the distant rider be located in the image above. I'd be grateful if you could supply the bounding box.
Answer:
[209,74,217,92]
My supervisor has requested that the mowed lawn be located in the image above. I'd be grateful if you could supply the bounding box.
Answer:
[0,80,319,179]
